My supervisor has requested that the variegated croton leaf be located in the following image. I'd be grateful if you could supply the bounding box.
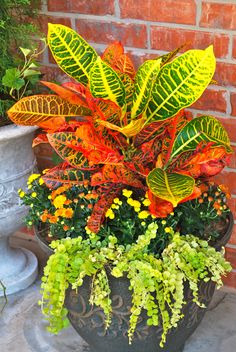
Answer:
[42,164,90,189]
[7,95,91,126]
[145,46,216,123]
[48,23,98,85]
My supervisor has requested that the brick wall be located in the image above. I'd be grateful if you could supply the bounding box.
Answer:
[36,0,236,288]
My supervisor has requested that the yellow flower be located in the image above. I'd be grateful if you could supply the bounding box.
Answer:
[113,198,120,204]
[48,195,52,200]
[143,199,151,207]
[161,220,166,225]
[27,173,40,184]
[105,208,115,219]
[53,195,67,209]
[122,189,133,198]
[111,204,119,209]
[127,198,141,209]
[28,185,32,189]
[164,227,171,233]
[138,210,150,219]
[32,192,37,198]
[42,169,49,174]
[85,226,92,235]
[134,207,141,212]
[19,190,25,198]
[39,177,44,185]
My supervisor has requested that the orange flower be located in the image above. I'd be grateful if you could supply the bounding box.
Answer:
[213,202,221,210]
[219,184,231,199]
[65,199,72,205]
[63,225,69,231]
[48,215,58,224]
[63,208,74,218]
[199,183,208,193]
[40,210,48,222]
[51,185,70,200]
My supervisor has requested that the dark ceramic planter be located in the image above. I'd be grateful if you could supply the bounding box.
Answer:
[35,213,233,352]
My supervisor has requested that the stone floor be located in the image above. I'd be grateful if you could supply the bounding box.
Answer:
[0,232,236,352]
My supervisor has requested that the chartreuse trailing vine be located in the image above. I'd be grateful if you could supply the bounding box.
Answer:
[39,223,231,347]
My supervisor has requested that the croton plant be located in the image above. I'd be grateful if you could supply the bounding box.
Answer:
[8,23,232,234]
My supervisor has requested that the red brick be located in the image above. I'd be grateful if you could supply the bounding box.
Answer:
[225,246,236,269]
[38,15,72,34]
[214,62,236,88]
[227,146,236,169]
[41,65,68,82]
[75,20,147,48]
[150,26,229,59]
[192,89,227,113]
[34,143,53,158]
[36,157,55,172]
[120,0,196,25]
[227,198,236,219]
[200,2,236,30]
[230,93,236,117]
[228,222,236,245]
[233,37,236,59]
[48,0,114,15]
[214,171,236,196]
[222,270,236,288]
[217,117,236,144]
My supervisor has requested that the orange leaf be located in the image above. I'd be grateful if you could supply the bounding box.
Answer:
[41,81,89,107]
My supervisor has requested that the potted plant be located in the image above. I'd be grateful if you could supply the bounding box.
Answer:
[0,0,42,296]
[8,24,234,351]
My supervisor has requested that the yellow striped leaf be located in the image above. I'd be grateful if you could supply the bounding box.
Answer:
[146,46,216,123]
[90,57,126,109]
[169,115,232,163]
[147,168,194,207]
[7,95,91,126]
[48,23,98,85]
[131,58,161,119]
[98,117,146,138]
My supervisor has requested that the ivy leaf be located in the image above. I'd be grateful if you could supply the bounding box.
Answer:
[2,68,25,90]
[23,69,40,77]
[19,47,31,57]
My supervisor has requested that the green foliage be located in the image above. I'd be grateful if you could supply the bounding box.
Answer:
[0,0,40,125]
[40,224,231,346]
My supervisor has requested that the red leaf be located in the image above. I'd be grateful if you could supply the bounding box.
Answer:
[91,164,144,188]
[87,187,121,233]
[102,41,124,66]
[32,133,48,147]
[148,191,173,218]
[42,164,89,189]
[41,81,89,107]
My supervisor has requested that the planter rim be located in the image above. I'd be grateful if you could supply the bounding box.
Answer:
[0,125,38,142]
[34,210,234,256]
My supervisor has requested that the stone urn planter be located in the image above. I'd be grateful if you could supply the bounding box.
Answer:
[0,125,38,296]
[35,213,233,352]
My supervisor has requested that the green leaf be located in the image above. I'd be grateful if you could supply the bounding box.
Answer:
[170,115,232,162]
[23,69,40,77]
[131,58,161,119]
[2,68,25,90]
[19,47,31,57]
[47,23,98,85]
[90,57,126,109]
[146,46,216,123]
[147,168,194,207]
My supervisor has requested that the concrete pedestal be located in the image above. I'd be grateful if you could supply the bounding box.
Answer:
[0,125,38,296]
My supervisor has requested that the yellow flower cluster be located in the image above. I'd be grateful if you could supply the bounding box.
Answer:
[27,173,40,185]
[53,195,67,209]
[105,208,115,219]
